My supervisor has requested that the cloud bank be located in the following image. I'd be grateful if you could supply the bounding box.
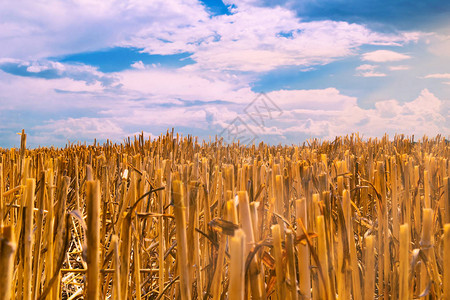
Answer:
[362,50,411,62]
[0,0,447,147]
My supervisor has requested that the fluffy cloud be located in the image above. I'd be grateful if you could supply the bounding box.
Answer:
[271,88,448,140]
[355,64,386,77]
[356,64,376,71]
[0,0,418,72]
[427,32,450,58]
[2,64,445,146]
[117,67,253,103]
[362,50,411,62]
[33,117,126,144]
[265,88,356,110]
[213,87,448,143]
[356,89,447,137]
[0,62,248,146]
[1,58,447,147]
[128,6,420,72]
[0,70,109,111]
[0,58,118,86]
[424,73,450,79]
[0,0,208,59]
[360,71,387,77]
[0,1,422,76]
[131,61,146,70]
[191,19,414,72]
[389,65,410,71]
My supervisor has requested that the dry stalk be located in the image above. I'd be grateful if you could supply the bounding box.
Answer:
[0,132,448,299]
[0,226,16,300]
[86,180,100,299]
[172,179,191,300]
[229,229,245,300]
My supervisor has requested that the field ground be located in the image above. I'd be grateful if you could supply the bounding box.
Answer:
[0,131,449,299]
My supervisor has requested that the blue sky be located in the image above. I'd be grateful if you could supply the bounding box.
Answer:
[0,0,448,147]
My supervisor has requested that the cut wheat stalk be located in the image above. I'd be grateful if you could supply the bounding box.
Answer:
[286,229,298,300]
[0,163,3,233]
[45,167,56,300]
[399,223,410,300]
[86,180,100,299]
[445,177,450,224]
[23,178,35,300]
[316,215,332,300]
[111,235,121,300]
[172,179,191,300]
[364,235,375,299]
[444,224,450,300]
[296,198,311,299]
[238,191,263,299]
[0,226,16,300]
[272,224,286,300]
[343,189,361,300]
[229,229,246,300]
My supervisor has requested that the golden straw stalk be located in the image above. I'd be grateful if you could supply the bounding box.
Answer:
[111,235,121,300]
[23,178,35,300]
[86,180,101,299]
[0,226,16,300]
[272,224,286,300]
[399,223,410,300]
[364,235,375,299]
[172,180,191,300]
[444,224,450,300]
[229,229,246,300]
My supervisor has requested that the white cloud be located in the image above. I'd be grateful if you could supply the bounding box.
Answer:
[0,0,209,59]
[355,64,386,77]
[2,62,446,146]
[223,88,448,142]
[117,67,253,103]
[27,65,50,73]
[389,65,410,71]
[356,64,376,71]
[265,88,356,110]
[428,32,450,58]
[27,100,241,146]
[140,14,419,72]
[0,0,422,74]
[131,61,146,70]
[120,3,419,72]
[282,89,450,139]
[34,117,126,143]
[360,71,387,77]
[0,62,249,145]
[362,50,411,62]
[424,73,450,79]
[0,58,119,87]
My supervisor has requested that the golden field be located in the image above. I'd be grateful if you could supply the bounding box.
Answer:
[0,131,449,299]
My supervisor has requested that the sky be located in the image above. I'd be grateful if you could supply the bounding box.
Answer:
[0,0,449,147]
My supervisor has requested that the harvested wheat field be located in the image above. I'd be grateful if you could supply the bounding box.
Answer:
[0,130,449,300]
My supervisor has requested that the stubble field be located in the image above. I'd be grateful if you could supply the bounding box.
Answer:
[0,131,449,299]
